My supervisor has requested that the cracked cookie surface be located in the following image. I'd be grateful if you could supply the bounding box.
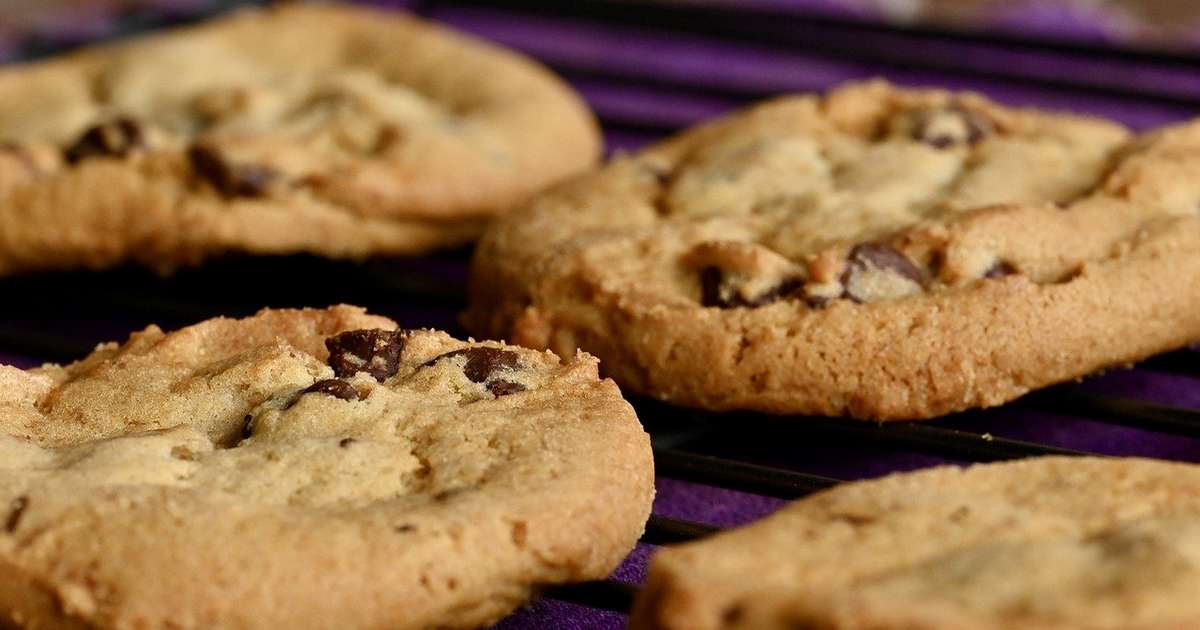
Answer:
[467,80,1200,420]
[0,3,600,274]
[632,457,1200,630]
[0,306,653,629]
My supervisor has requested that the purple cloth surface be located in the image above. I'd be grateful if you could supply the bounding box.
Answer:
[0,352,35,369]
[617,0,1200,52]
[432,5,1197,133]
[2,3,1200,630]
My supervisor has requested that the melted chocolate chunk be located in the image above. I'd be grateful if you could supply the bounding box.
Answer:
[432,489,466,502]
[338,437,357,448]
[753,277,806,307]
[841,243,926,303]
[642,161,674,185]
[302,378,361,401]
[700,267,805,308]
[912,107,991,149]
[699,267,724,307]
[985,260,1017,278]
[5,496,28,533]
[326,329,406,382]
[426,347,520,384]
[188,144,278,197]
[64,117,146,163]
[804,294,831,309]
[487,380,526,397]
[721,604,745,625]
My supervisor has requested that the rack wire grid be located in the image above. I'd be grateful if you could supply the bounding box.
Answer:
[2,1,1200,628]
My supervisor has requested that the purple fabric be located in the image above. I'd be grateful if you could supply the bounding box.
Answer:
[0,352,36,369]
[431,6,1197,133]
[617,0,1200,52]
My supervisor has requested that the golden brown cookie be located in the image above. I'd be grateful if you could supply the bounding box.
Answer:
[467,80,1200,420]
[632,457,1200,630]
[0,306,653,629]
[0,3,600,274]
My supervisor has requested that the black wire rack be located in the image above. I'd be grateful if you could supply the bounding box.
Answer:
[2,0,1200,626]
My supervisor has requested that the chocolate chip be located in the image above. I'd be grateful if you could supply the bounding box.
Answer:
[338,437,357,448]
[642,162,673,185]
[425,347,520,384]
[847,244,924,284]
[928,250,947,275]
[804,294,831,309]
[302,378,360,402]
[984,260,1017,278]
[700,267,805,308]
[188,144,278,197]
[5,496,28,533]
[752,278,806,307]
[699,267,724,307]
[841,243,926,303]
[487,380,526,397]
[325,329,406,382]
[394,523,417,533]
[433,489,463,502]
[912,107,991,149]
[372,125,405,154]
[64,117,146,163]
[831,512,877,526]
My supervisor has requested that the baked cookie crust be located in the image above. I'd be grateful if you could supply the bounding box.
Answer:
[0,306,653,629]
[0,3,600,274]
[467,80,1200,420]
[632,456,1200,630]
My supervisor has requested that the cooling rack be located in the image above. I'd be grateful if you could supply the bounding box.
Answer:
[2,1,1199,628]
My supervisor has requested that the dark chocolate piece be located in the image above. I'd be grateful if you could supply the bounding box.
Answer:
[302,378,360,401]
[326,329,406,382]
[425,347,520,384]
[985,260,1017,278]
[188,144,278,197]
[700,267,805,309]
[912,107,991,149]
[5,496,28,533]
[486,380,526,397]
[842,243,926,303]
[64,117,146,163]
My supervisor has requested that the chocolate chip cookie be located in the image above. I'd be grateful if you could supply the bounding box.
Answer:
[0,3,600,274]
[467,80,1200,420]
[632,456,1200,630]
[0,306,653,629]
